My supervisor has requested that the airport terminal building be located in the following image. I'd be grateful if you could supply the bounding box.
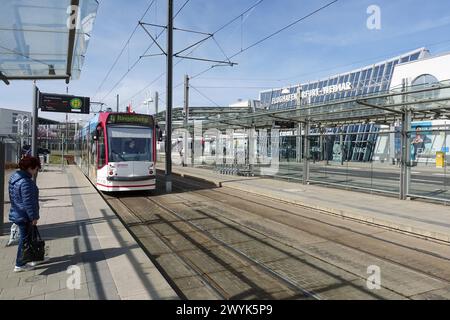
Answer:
[260,48,429,110]
[257,48,450,165]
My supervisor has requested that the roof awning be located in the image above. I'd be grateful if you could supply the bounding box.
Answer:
[169,80,450,131]
[0,0,98,84]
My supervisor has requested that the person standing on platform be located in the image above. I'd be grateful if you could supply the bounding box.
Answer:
[8,156,41,272]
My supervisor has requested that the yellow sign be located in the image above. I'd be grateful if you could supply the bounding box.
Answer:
[436,151,445,168]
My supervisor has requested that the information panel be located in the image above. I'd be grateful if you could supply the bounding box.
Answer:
[40,93,90,114]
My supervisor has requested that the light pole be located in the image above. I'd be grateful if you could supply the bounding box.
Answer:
[16,114,29,160]
[144,97,154,115]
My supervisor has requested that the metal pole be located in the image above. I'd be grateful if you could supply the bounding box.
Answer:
[303,120,310,184]
[155,91,159,115]
[405,109,411,196]
[184,74,189,127]
[116,94,120,113]
[0,141,5,235]
[62,133,65,170]
[399,78,410,200]
[31,81,38,158]
[297,123,302,163]
[249,126,256,174]
[61,133,64,170]
[31,82,39,182]
[46,124,49,150]
[165,0,173,193]
[183,75,189,167]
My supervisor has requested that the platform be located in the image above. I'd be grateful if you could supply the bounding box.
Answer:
[1,165,178,300]
[161,165,450,244]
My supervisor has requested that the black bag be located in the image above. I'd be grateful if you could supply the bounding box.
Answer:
[21,225,45,263]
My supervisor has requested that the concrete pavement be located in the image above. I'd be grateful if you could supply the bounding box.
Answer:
[1,165,178,300]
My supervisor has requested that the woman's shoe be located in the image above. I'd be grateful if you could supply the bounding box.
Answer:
[14,264,34,272]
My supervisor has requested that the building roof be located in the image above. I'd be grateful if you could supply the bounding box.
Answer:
[260,47,428,94]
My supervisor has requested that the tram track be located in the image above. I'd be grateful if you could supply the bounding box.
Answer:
[102,173,450,299]
[163,174,450,298]
[145,195,322,300]
[105,190,318,300]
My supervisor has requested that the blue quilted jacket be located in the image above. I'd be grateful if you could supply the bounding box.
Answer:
[8,170,40,223]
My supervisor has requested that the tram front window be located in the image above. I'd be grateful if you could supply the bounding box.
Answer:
[108,127,153,162]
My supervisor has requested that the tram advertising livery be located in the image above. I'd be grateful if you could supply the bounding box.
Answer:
[75,112,156,192]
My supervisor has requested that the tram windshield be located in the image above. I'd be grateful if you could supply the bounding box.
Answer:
[107,126,153,162]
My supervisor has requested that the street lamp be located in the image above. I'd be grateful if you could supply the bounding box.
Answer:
[142,97,154,115]
[15,115,29,155]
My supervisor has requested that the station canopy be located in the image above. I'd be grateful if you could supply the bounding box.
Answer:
[169,80,450,131]
[0,0,98,83]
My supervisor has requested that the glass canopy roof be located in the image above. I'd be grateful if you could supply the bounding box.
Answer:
[167,80,450,131]
[0,0,98,83]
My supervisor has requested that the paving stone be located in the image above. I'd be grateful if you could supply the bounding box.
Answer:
[122,287,179,300]
[44,289,76,300]
[19,274,47,287]
[0,166,178,301]
[0,285,32,300]
[24,294,46,300]
[74,284,91,300]
[412,286,450,300]
[31,280,60,296]
[0,277,20,289]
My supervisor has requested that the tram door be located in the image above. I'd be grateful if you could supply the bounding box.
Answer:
[96,126,106,178]
[89,135,97,182]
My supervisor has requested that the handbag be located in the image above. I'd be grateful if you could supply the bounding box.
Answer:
[21,225,46,263]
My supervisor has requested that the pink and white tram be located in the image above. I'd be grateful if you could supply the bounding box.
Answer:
[75,112,156,192]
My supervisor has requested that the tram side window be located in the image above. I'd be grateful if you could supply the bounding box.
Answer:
[98,128,106,168]
[82,135,87,164]
[90,134,96,166]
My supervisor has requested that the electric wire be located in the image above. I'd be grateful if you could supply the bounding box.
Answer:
[92,0,157,99]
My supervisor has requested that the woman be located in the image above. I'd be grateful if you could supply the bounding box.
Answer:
[8,156,41,272]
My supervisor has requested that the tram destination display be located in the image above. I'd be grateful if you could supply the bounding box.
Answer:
[39,93,90,114]
[107,113,153,126]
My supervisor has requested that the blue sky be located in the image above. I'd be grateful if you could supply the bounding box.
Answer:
[1,0,450,121]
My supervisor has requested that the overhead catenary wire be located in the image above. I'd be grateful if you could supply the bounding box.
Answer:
[191,39,450,85]
[229,0,338,60]
[122,0,266,104]
[154,0,339,106]
[182,0,339,87]
[92,0,157,100]
[99,0,193,104]
[190,84,221,107]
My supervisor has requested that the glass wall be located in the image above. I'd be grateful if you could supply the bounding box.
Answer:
[306,125,400,194]
[407,123,450,202]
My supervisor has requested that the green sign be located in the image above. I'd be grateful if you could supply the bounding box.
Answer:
[70,98,83,109]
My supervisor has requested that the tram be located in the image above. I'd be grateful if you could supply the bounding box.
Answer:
[75,112,156,192]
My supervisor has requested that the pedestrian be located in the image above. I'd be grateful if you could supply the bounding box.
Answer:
[8,156,41,272]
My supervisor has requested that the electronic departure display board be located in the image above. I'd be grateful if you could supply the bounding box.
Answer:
[40,93,90,114]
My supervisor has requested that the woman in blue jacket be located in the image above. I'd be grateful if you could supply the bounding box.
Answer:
[9,156,41,272]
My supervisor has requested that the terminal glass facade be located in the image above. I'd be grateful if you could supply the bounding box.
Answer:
[260,48,428,110]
